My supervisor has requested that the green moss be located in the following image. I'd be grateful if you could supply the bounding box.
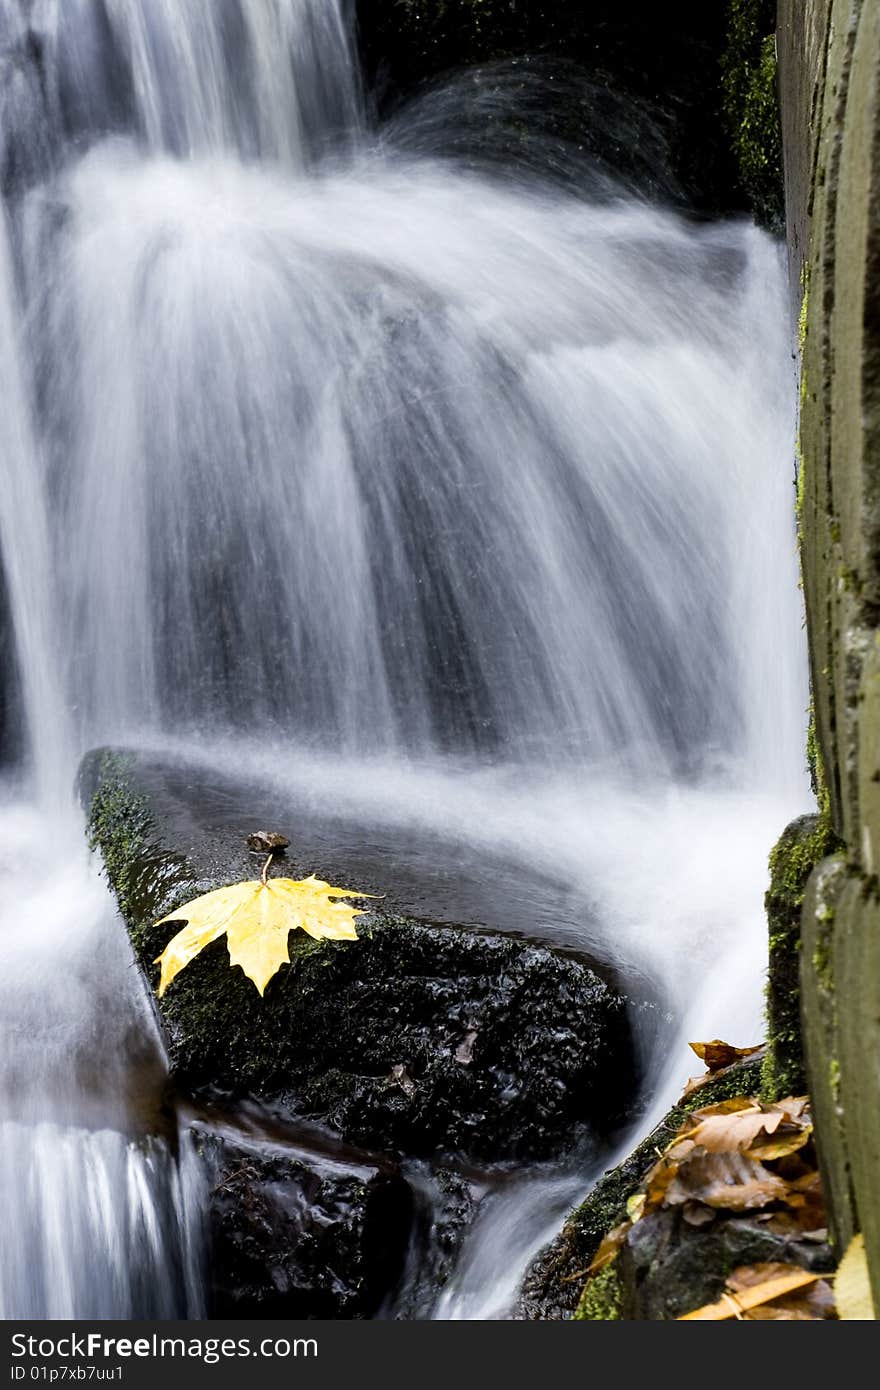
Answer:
[795,435,807,564]
[767,815,841,906]
[574,1262,624,1321]
[680,1059,765,1112]
[798,276,810,356]
[88,753,155,922]
[806,701,830,818]
[721,1,784,230]
[762,814,844,1102]
[812,932,833,992]
[87,753,192,956]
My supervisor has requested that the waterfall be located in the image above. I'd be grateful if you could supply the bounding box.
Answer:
[0,0,809,1318]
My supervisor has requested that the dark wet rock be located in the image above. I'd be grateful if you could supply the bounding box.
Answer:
[260,926,634,1164]
[388,1166,478,1318]
[82,749,642,1167]
[193,1120,412,1318]
[615,1206,834,1321]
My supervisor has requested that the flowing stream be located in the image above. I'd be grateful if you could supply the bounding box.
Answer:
[0,0,809,1318]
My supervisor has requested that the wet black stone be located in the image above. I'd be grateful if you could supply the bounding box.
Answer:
[83,748,642,1167]
[153,914,635,1165]
[195,1124,412,1319]
[618,1207,835,1320]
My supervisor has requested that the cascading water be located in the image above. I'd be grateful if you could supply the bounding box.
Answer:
[0,0,809,1319]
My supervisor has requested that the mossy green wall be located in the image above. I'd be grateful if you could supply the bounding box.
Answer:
[778,0,880,1306]
[721,0,784,229]
[763,814,842,1103]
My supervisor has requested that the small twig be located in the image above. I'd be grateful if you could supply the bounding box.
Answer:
[212,1163,252,1194]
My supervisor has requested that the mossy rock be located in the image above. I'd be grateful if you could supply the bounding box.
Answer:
[195,1126,412,1318]
[574,1262,624,1321]
[82,749,641,1167]
[763,813,843,1103]
[616,1204,833,1320]
[721,0,785,231]
[519,1055,765,1318]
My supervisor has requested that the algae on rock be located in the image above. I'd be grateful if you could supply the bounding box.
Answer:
[762,813,843,1103]
[83,749,641,1168]
[574,1263,623,1321]
[721,1,784,230]
[519,1057,765,1319]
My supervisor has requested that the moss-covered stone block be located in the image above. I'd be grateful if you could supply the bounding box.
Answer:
[780,0,880,1306]
[802,855,857,1253]
[836,872,880,1302]
[856,635,880,874]
[83,749,640,1168]
[763,813,843,1102]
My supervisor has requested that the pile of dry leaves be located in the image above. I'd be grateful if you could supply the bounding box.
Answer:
[582,1042,874,1320]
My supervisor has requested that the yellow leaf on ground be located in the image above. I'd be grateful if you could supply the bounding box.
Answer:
[835,1234,877,1320]
[626,1192,646,1223]
[746,1124,813,1162]
[155,874,377,996]
[668,1096,812,1162]
[679,1266,821,1320]
[670,1106,781,1157]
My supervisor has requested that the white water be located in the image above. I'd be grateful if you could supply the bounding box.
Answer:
[0,0,809,1318]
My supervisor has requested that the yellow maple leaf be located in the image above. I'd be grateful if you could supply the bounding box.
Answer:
[154,873,377,997]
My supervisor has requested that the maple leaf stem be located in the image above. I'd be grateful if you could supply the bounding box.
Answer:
[260,853,274,886]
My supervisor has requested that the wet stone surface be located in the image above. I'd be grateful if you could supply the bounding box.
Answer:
[83,749,644,1169]
[82,747,649,1316]
[193,1118,412,1319]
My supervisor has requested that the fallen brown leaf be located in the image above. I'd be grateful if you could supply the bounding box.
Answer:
[679,1264,822,1320]
[689,1040,763,1072]
[746,1124,813,1162]
[727,1260,811,1292]
[673,1106,782,1156]
[586,1220,632,1276]
[664,1152,789,1212]
[682,1201,715,1228]
[744,1283,834,1319]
